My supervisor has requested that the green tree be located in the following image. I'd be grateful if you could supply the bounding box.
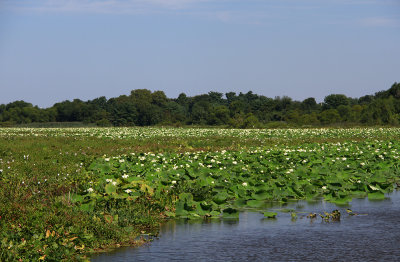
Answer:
[319,109,341,125]
[301,112,320,125]
[323,94,349,109]
[285,109,301,125]
[151,91,168,107]
[130,89,153,104]
[190,102,209,124]
[349,105,363,122]
[163,101,186,124]
[361,98,397,125]
[225,92,236,105]
[208,105,230,125]
[337,105,352,122]
[107,96,138,126]
[301,97,318,113]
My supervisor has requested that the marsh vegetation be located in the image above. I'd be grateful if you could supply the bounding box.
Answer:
[0,127,399,260]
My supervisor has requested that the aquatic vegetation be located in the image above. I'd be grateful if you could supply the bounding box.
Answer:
[2,127,400,141]
[76,137,400,219]
[320,210,341,222]
[307,213,317,219]
[1,127,400,261]
[263,212,278,218]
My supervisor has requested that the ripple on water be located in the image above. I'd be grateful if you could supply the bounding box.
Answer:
[92,191,400,262]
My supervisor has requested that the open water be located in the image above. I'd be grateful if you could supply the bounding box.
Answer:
[92,191,400,261]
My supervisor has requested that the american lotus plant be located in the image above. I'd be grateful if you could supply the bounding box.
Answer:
[72,139,400,219]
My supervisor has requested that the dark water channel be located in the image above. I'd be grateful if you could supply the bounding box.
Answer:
[92,191,400,261]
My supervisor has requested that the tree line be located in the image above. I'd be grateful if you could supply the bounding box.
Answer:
[1,82,400,128]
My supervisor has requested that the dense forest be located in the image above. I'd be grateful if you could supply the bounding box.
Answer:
[1,82,400,128]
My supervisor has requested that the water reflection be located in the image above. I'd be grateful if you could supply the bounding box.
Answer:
[92,191,400,261]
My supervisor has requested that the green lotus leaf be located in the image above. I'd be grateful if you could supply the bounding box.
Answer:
[209,210,221,217]
[212,192,229,204]
[232,199,247,208]
[368,192,385,200]
[263,212,277,218]
[331,196,352,206]
[246,199,264,208]
[251,190,271,200]
[175,200,188,217]
[222,208,239,219]
[200,201,212,211]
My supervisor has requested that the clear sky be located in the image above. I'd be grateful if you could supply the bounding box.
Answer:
[0,0,399,108]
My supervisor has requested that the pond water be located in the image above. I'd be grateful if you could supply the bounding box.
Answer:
[92,191,400,261]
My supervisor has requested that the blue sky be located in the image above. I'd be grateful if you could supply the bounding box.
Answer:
[0,0,399,107]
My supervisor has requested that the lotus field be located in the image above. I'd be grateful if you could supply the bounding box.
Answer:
[1,127,400,260]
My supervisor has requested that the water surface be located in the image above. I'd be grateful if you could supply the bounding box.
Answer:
[92,191,400,261]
